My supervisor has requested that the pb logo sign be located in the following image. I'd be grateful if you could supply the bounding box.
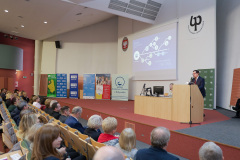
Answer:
[188,15,204,34]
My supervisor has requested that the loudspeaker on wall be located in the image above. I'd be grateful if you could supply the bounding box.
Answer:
[55,41,61,49]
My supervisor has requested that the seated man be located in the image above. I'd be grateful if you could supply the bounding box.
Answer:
[97,117,119,146]
[59,106,70,123]
[199,142,223,160]
[232,98,240,118]
[65,106,85,133]
[50,102,61,120]
[11,101,29,125]
[135,127,179,160]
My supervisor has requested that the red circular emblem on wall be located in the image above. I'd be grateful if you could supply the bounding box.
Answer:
[122,37,128,52]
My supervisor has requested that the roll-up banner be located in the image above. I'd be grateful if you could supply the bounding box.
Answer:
[70,74,78,98]
[56,74,67,98]
[83,74,95,99]
[47,74,57,97]
[96,74,111,100]
[112,74,129,101]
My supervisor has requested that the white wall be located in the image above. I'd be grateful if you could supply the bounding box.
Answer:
[41,41,56,74]
[217,1,240,109]
[118,0,216,100]
[44,17,118,88]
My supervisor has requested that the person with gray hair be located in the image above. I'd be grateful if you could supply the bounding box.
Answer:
[93,146,125,160]
[11,100,28,124]
[134,127,179,160]
[65,106,85,133]
[84,114,103,141]
[199,142,223,160]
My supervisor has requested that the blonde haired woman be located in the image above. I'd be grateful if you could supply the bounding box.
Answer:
[115,128,138,159]
[17,113,38,139]
[32,96,41,109]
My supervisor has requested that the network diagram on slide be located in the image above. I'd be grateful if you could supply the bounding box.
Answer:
[134,35,172,66]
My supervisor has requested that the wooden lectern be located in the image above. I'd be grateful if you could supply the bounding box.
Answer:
[172,85,204,123]
[134,85,204,123]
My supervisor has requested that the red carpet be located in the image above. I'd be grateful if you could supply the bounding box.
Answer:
[55,98,239,160]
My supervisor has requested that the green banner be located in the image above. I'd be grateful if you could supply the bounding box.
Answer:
[198,69,215,109]
[47,74,57,97]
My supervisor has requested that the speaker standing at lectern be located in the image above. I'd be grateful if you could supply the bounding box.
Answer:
[191,70,206,98]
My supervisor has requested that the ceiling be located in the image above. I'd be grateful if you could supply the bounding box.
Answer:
[0,0,163,40]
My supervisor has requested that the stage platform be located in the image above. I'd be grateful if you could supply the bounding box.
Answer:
[55,98,240,160]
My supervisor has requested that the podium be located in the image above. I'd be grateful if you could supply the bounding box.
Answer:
[134,85,204,123]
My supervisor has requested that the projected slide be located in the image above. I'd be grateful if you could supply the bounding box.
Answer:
[132,23,177,80]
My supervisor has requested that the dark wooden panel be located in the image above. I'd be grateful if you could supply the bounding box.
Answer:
[39,74,48,96]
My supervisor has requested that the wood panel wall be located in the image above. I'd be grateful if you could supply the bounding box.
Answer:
[230,68,240,106]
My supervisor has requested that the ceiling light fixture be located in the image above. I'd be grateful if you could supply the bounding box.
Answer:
[4,10,8,12]
[76,13,82,15]
[21,25,24,28]
[44,21,47,24]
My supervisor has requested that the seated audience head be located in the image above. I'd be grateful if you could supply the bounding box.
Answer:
[71,106,82,119]
[1,88,6,93]
[11,97,18,105]
[45,99,51,108]
[31,124,62,160]
[6,92,13,100]
[19,109,34,121]
[52,102,61,112]
[17,100,28,111]
[60,106,70,116]
[32,95,40,103]
[14,89,19,94]
[199,142,223,160]
[169,83,174,91]
[25,123,44,150]
[151,127,170,149]
[17,113,38,139]
[93,146,125,160]
[50,100,58,108]
[22,91,27,97]
[102,117,117,135]
[119,128,136,151]
[87,114,103,130]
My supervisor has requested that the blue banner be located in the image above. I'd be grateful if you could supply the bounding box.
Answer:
[56,74,67,98]
[83,74,95,99]
[112,74,129,101]
[70,74,78,98]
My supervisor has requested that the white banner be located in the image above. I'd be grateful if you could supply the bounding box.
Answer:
[111,74,129,101]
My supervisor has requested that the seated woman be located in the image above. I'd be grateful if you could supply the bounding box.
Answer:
[84,115,102,141]
[25,123,44,150]
[8,97,18,113]
[115,128,138,159]
[31,124,71,160]
[97,117,119,146]
[32,95,41,109]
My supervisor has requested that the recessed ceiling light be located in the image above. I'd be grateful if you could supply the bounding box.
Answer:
[4,10,8,12]
[44,21,47,24]
[76,13,82,15]
[21,25,24,28]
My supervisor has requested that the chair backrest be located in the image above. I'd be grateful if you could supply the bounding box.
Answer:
[90,137,106,150]
[20,140,30,155]
[59,125,73,148]
[86,141,97,160]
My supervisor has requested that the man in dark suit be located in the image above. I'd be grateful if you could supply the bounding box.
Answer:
[50,102,61,120]
[232,98,240,118]
[65,106,85,133]
[191,70,206,97]
[134,127,179,160]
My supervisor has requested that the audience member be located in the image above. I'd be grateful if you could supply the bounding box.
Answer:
[84,115,102,141]
[11,101,29,123]
[21,91,29,103]
[44,99,52,114]
[31,124,71,160]
[26,123,44,150]
[5,92,13,108]
[93,146,125,160]
[16,109,34,126]
[98,117,119,146]
[8,97,18,113]
[65,106,85,133]
[51,102,61,120]
[1,88,7,102]
[115,128,138,159]
[17,113,38,139]
[134,127,179,160]
[199,142,224,160]
[40,97,47,110]
[32,96,41,109]
[59,106,70,123]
